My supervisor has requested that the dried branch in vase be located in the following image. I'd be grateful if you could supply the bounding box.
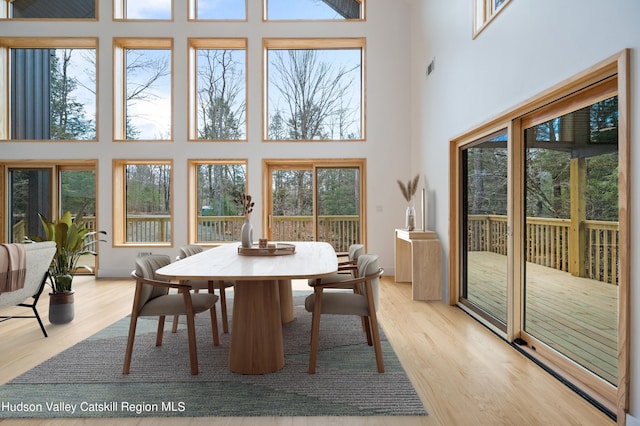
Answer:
[397,174,420,203]
[234,193,255,219]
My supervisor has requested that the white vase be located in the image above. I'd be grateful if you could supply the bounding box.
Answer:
[405,206,416,231]
[241,218,253,248]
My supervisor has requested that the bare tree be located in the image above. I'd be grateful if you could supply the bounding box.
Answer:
[268,49,359,140]
[197,49,246,140]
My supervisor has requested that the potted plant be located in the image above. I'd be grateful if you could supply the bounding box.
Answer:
[28,210,106,324]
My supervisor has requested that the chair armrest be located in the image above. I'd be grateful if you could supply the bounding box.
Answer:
[309,268,384,290]
[130,271,193,291]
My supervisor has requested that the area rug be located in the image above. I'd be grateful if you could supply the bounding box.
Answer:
[0,294,426,419]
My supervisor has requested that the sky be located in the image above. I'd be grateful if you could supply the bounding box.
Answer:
[125,0,344,20]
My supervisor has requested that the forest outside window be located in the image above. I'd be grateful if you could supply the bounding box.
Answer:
[113,38,173,141]
[113,160,173,246]
[265,0,364,20]
[264,38,365,141]
[188,0,246,20]
[188,39,247,141]
[114,0,172,20]
[188,160,248,243]
[473,0,511,38]
[2,0,97,19]
[0,38,97,141]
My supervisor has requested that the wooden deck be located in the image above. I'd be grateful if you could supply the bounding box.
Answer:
[465,251,617,384]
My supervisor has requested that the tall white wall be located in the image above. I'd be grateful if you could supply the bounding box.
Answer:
[406,0,640,420]
[2,1,414,277]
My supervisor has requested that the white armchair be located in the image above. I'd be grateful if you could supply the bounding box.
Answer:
[0,241,56,337]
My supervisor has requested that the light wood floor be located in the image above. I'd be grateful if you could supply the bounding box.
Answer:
[466,251,617,384]
[0,275,614,426]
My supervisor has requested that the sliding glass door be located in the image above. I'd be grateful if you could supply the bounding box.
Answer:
[264,159,365,252]
[460,129,509,330]
[522,92,619,385]
[452,59,628,413]
[4,162,97,272]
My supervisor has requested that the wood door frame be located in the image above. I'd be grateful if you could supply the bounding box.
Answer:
[262,158,367,248]
[449,49,630,420]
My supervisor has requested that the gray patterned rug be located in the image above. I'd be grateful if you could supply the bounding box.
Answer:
[0,294,427,418]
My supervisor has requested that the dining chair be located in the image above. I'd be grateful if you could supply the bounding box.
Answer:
[173,245,234,334]
[123,254,220,375]
[308,244,364,287]
[305,254,385,374]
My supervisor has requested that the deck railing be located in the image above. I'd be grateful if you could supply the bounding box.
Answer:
[194,215,360,252]
[467,215,619,284]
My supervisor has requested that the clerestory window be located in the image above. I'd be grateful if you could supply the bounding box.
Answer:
[265,0,364,20]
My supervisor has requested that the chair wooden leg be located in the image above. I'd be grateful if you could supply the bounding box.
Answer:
[123,313,138,374]
[363,316,373,346]
[364,281,384,373]
[308,289,324,374]
[172,314,180,333]
[210,302,220,346]
[172,286,185,333]
[156,316,165,346]
[218,281,229,333]
[185,312,199,375]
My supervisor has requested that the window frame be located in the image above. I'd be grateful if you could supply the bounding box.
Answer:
[113,159,174,247]
[0,160,98,244]
[0,37,98,142]
[188,0,248,21]
[262,37,366,142]
[112,38,174,142]
[473,0,512,39]
[113,0,173,21]
[187,159,249,244]
[188,38,248,142]
[263,0,365,21]
[262,158,367,251]
[1,0,98,20]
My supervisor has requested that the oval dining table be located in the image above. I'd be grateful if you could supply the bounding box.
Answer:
[155,241,338,374]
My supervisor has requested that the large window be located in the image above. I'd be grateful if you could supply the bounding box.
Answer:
[188,39,247,141]
[114,0,172,20]
[0,38,97,141]
[264,38,365,141]
[2,0,97,19]
[189,0,246,20]
[265,0,364,20]
[113,160,173,246]
[113,38,173,141]
[188,160,248,243]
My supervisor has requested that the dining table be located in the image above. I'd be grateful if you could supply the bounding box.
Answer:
[155,241,338,374]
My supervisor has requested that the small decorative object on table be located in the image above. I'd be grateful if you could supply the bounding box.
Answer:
[397,174,420,231]
[258,238,268,248]
[238,242,296,256]
[234,193,255,248]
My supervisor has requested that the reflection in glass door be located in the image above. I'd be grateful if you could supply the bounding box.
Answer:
[460,130,509,328]
[523,95,619,385]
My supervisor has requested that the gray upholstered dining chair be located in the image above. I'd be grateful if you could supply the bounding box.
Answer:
[173,244,234,333]
[123,254,220,375]
[305,254,385,374]
[307,243,364,287]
